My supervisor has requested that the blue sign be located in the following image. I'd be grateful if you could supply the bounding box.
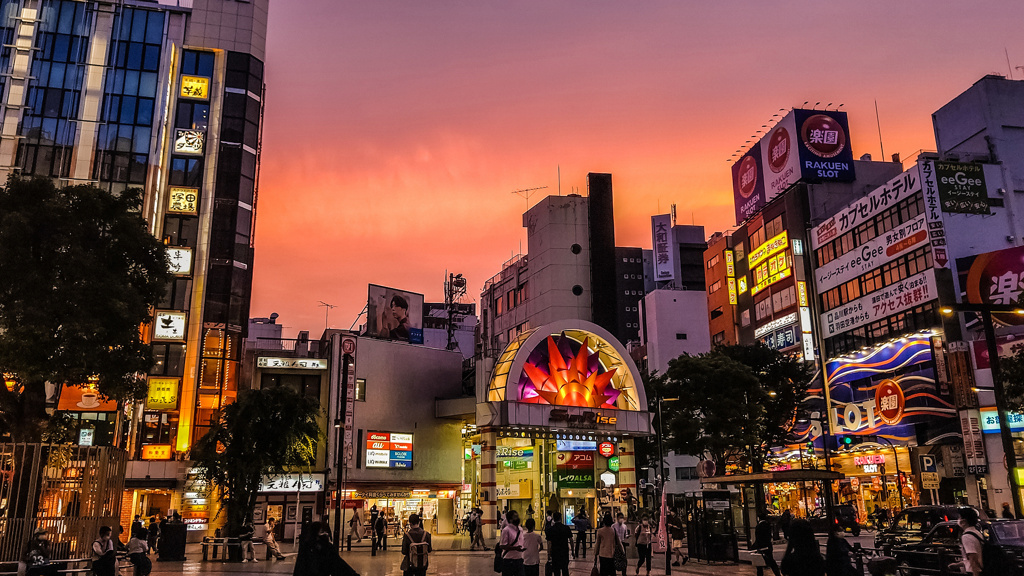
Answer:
[919,455,937,474]
[794,109,856,183]
[556,440,597,452]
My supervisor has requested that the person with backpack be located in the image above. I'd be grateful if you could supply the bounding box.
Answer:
[374,512,389,552]
[91,526,117,576]
[958,507,984,576]
[497,509,526,576]
[401,513,432,576]
[633,514,654,576]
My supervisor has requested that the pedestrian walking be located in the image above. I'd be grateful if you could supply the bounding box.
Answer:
[128,527,153,576]
[595,513,624,576]
[572,509,591,559]
[498,510,526,576]
[401,513,432,576]
[23,527,58,576]
[146,516,159,554]
[613,513,629,576]
[266,517,286,559]
[544,511,572,576]
[91,526,117,576]
[957,507,984,576]
[522,518,544,576]
[780,520,824,576]
[472,508,489,551]
[633,514,654,576]
[666,510,688,566]
[239,521,258,562]
[347,509,364,544]
[752,513,781,576]
[374,510,389,552]
[824,525,856,576]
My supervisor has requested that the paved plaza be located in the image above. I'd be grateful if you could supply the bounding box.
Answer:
[148,541,758,576]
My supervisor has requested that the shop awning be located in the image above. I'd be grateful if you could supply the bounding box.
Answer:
[700,469,844,484]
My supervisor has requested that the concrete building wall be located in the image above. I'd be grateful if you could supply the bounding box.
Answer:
[640,289,712,374]
[524,195,593,326]
[348,339,465,485]
[187,0,270,61]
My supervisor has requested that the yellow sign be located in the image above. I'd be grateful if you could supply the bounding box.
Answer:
[727,278,737,305]
[725,250,735,277]
[141,444,173,460]
[738,276,748,294]
[798,281,809,307]
[748,231,789,268]
[147,377,180,410]
[180,75,210,100]
[751,264,791,296]
[168,187,199,215]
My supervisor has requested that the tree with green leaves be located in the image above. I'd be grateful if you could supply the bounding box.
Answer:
[191,386,322,536]
[649,344,812,474]
[0,178,169,442]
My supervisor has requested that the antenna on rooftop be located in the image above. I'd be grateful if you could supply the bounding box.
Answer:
[511,186,549,212]
[318,300,336,332]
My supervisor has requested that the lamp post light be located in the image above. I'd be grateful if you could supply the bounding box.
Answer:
[654,395,678,576]
[941,302,1024,518]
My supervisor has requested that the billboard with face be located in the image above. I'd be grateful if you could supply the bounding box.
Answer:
[366,284,424,344]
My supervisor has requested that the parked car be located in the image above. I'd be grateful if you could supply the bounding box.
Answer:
[874,506,966,554]
[807,505,861,536]
[891,519,1024,576]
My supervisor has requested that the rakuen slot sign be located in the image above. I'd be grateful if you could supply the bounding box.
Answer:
[365,432,413,469]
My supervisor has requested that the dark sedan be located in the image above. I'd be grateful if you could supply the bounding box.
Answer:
[892,520,1024,576]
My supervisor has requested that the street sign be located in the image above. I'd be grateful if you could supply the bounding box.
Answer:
[920,455,940,490]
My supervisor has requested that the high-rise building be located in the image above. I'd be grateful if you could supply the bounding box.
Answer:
[0,0,270,536]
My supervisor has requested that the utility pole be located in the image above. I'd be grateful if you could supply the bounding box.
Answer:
[942,303,1024,518]
[444,272,467,351]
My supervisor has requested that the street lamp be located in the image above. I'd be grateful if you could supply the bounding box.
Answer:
[654,396,678,576]
[941,303,1024,518]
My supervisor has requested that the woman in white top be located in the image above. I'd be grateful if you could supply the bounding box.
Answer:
[127,527,153,576]
[522,518,544,576]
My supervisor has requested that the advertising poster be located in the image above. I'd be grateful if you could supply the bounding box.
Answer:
[957,245,1024,327]
[365,284,424,344]
[824,337,957,442]
[153,310,187,341]
[793,109,856,183]
[919,160,950,268]
[814,214,928,292]
[935,161,988,214]
[812,168,920,250]
[820,270,937,338]
[146,377,180,410]
[365,431,414,469]
[57,385,117,412]
[732,142,765,225]
[761,111,801,200]
[556,451,595,488]
[651,214,676,282]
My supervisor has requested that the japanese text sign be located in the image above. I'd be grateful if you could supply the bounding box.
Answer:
[180,76,210,100]
[651,214,676,281]
[146,377,180,410]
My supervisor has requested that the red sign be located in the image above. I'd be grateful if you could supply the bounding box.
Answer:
[598,442,615,458]
[875,380,905,425]
[556,452,594,470]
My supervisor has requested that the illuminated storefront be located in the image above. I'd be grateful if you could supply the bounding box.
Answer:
[472,321,653,537]
[797,333,959,518]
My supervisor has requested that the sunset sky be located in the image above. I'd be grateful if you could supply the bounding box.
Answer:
[251,1,1024,336]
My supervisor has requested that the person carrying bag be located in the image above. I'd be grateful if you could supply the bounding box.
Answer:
[401,513,432,576]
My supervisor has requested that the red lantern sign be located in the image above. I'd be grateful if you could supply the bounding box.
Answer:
[598,442,615,458]
[875,379,905,426]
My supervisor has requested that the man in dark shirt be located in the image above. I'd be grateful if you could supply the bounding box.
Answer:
[752,513,780,576]
[545,512,573,576]
[572,510,591,559]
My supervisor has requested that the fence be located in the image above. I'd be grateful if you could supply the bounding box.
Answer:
[0,443,127,562]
